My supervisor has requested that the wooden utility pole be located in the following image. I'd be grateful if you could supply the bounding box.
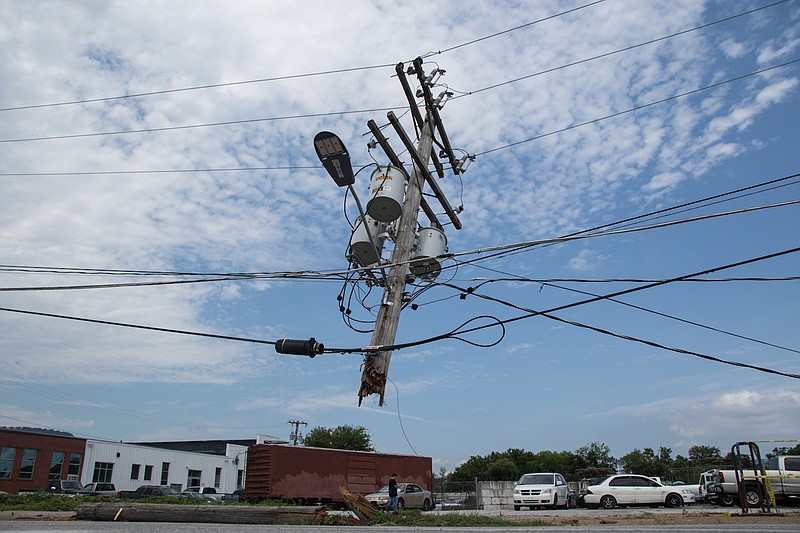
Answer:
[358,118,434,406]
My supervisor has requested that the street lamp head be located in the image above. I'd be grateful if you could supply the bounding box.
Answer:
[314,131,354,187]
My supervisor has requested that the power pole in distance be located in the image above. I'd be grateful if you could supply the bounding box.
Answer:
[288,420,307,445]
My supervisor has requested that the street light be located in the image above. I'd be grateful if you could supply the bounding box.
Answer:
[314,131,354,187]
[314,130,385,270]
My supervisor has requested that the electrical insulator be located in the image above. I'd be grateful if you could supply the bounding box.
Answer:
[275,338,324,357]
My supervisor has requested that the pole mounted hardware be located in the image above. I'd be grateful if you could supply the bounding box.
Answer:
[275,338,324,357]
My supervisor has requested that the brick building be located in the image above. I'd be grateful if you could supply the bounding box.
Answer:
[0,428,86,494]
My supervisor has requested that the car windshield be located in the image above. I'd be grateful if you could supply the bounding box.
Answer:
[163,487,179,495]
[63,481,84,490]
[375,485,389,493]
[519,474,554,485]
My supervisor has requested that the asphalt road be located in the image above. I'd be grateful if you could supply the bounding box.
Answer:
[2,506,800,533]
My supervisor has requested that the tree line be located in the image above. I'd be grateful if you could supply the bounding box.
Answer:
[446,442,800,484]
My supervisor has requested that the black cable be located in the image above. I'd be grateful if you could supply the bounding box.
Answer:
[387,378,419,456]
[347,247,800,378]
[0,1,606,113]
[502,278,800,355]
[0,106,403,144]
[475,59,800,157]
[0,306,277,346]
[449,0,791,99]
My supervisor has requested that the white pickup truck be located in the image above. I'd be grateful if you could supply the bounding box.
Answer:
[709,455,800,507]
[183,486,228,502]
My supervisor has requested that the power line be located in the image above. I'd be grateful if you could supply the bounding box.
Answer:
[392,248,800,379]
[450,0,791,99]
[2,57,795,175]
[1,198,796,294]
[475,58,800,156]
[0,0,607,113]
[0,306,278,346]
[0,106,402,144]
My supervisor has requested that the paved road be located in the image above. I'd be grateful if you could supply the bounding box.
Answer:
[1,523,800,533]
[2,506,799,532]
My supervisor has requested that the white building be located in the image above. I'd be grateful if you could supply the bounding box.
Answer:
[79,434,284,493]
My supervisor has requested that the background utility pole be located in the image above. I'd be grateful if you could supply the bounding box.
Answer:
[358,118,434,406]
[288,420,307,445]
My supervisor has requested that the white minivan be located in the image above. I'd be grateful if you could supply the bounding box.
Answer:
[513,472,572,510]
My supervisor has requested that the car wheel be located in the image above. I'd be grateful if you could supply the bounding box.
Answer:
[568,495,577,509]
[550,495,559,509]
[600,495,617,509]
[422,498,431,511]
[745,487,763,507]
[397,498,405,510]
[718,494,735,507]
[514,505,521,511]
[665,493,683,508]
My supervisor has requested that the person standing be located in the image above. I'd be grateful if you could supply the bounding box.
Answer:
[387,473,398,512]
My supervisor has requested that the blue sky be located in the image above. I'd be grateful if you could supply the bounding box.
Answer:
[1,0,798,472]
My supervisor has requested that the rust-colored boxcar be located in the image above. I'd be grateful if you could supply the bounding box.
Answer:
[244,444,432,504]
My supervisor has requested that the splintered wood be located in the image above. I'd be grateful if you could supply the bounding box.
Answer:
[338,486,377,522]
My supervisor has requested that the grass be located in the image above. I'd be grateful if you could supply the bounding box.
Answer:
[0,493,81,512]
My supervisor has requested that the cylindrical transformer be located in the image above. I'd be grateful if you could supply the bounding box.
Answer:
[349,215,387,267]
[410,227,447,281]
[366,165,407,222]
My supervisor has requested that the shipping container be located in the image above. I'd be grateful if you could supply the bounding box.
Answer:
[244,444,432,505]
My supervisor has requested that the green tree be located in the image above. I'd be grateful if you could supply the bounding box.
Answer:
[486,457,518,481]
[619,447,671,478]
[302,425,375,451]
[575,442,616,470]
[688,445,722,466]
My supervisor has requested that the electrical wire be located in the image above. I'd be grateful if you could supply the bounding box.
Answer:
[387,378,419,456]
[475,58,800,157]
[0,0,607,113]
[352,246,800,379]
[448,0,791,99]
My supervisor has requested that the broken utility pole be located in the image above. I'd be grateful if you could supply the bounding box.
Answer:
[358,118,434,406]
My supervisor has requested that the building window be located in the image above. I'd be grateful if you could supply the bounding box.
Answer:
[214,467,222,488]
[130,464,140,480]
[144,465,153,481]
[160,462,170,485]
[68,453,82,478]
[0,447,15,479]
[187,469,202,488]
[92,462,114,483]
[19,449,36,480]
[49,451,65,480]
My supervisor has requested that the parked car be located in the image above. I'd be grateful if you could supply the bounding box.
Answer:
[83,482,117,497]
[435,497,462,510]
[584,474,694,509]
[512,472,572,510]
[365,482,433,510]
[183,486,227,502]
[117,485,181,499]
[179,490,216,502]
[47,479,92,496]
